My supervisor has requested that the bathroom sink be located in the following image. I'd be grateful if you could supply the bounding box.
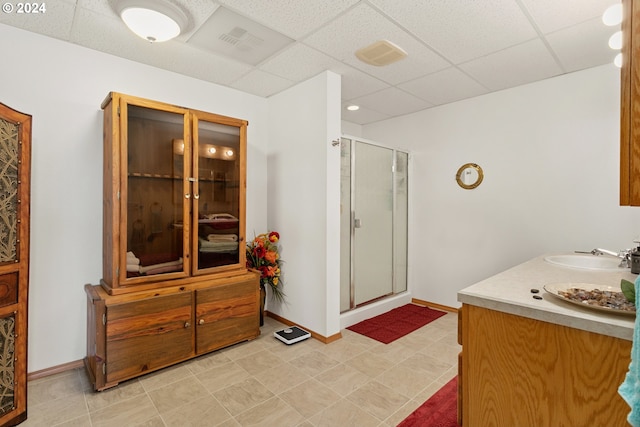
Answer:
[543,254,624,271]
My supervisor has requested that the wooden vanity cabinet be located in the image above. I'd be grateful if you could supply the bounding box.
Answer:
[620,0,640,205]
[84,92,259,391]
[459,304,631,427]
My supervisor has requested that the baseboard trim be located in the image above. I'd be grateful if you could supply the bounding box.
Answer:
[412,298,459,313]
[266,311,342,344]
[28,359,84,381]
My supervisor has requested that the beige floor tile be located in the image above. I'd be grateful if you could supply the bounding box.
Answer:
[139,363,194,392]
[147,376,209,414]
[314,363,370,397]
[196,362,251,393]
[22,394,89,427]
[310,399,380,427]
[235,349,286,376]
[85,379,146,413]
[233,396,304,427]
[161,394,232,427]
[345,351,395,378]
[187,351,234,374]
[28,369,86,407]
[279,379,341,418]
[252,362,311,395]
[213,377,274,416]
[376,362,439,399]
[288,350,340,377]
[89,394,159,427]
[346,380,409,421]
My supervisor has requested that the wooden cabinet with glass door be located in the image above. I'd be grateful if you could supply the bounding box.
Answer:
[85,93,259,391]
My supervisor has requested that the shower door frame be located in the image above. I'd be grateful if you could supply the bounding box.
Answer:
[341,136,409,312]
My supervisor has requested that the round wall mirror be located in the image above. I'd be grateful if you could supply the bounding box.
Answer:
[456,163,484,190]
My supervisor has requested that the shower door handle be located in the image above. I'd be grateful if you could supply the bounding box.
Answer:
[354,218,362,228]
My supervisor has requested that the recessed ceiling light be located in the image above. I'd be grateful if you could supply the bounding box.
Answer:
[346,105,360,111]
[603,4,623,26]
[117,0,187,43]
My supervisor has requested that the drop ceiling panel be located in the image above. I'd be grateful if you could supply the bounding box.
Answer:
[332,64,390,100]
[217,0,360,39]
[460,39,564,91]
[546,17,619,72]
[0,0,75,39]
[370,0,539,64]
[231,69,295,97]
[521,0,617,34]
[399,68,489,106]
[352,87,433,117]
[259,43,341,82]
[304,3,450,85]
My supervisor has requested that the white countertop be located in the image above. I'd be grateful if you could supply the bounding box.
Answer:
[457,252,636,341]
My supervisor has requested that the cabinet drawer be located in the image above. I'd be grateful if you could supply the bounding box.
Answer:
[105,292,194,383]
[195,279,259,354]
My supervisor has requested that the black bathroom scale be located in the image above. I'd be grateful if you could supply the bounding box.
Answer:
[274,326,311,345]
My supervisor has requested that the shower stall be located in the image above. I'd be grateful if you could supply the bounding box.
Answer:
[340,136,408,313]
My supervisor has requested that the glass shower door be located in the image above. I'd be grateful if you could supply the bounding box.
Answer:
[353,142,394,305]
[340,138,408,311]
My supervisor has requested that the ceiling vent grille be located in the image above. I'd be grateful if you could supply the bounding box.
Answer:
[355,40,408,66]
[187,7,292,66]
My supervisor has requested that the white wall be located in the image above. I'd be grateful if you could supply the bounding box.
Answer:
[363,64,640,308]
[0,24,269,372]
[267,72,342,337]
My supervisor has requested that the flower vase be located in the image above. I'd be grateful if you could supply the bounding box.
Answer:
[259,284,266,326]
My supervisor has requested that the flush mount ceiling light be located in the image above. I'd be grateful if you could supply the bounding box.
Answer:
[346,105,360,111]
[355,40,407,66]
[117,0,188,42]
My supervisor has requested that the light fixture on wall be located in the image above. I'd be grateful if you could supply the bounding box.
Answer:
[603,3,622,26]
[116,0,188,43]
[603,3,623,68]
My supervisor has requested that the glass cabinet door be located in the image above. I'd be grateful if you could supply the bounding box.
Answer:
[123,103,190,280]
[191,113,244,274]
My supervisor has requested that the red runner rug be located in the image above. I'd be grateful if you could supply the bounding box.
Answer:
[398,376,459,427]
[346,304,446,344]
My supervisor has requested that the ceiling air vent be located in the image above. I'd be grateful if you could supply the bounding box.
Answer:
[187,6,293,65]
[355,40,407,66]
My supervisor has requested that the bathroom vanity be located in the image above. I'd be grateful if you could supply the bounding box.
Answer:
[457,253,635,427]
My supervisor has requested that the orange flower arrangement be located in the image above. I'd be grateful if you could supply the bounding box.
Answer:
[246,231,285,301]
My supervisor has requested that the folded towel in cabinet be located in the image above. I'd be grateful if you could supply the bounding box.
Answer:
[207,234,238,242]
[619,275,640,427]
[126,251,140,265]
[126,264,140,273]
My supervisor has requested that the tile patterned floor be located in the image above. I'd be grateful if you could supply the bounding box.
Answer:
[23,311,459,427]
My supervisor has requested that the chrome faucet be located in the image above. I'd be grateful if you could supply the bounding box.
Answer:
[576,248,631,268]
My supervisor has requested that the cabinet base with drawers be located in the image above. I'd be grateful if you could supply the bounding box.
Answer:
[84,271,260,391]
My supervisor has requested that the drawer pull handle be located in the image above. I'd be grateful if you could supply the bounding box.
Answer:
[184,321,190,328]
[199,319,205,325]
